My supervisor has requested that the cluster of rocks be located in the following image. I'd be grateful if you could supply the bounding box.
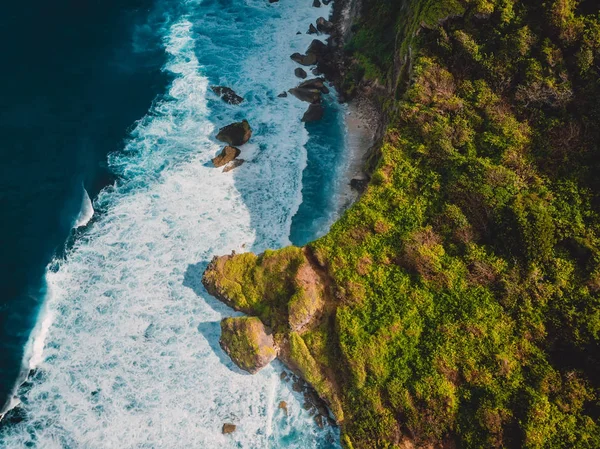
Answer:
[284,16,336,123]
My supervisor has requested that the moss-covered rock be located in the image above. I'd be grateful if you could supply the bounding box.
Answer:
[219,317,277,374]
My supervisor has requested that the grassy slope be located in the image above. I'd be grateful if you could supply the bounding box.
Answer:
[205,0,600,447]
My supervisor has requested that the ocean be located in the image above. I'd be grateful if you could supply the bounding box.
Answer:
[0,0,349,447]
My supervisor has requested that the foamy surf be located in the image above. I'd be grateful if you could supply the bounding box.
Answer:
[0,0,341,447]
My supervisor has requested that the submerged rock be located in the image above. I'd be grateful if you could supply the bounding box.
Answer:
[216,120,252,146]
[220,316,277,374]
[210,86,244,105]
[222,423,236,434]
[212,146,241,168]
[295,67,308,79]
[302,104,324,122]
[278,91,288,98]
[290,52,317,66]
[222,159,245,173]
[312,0,321,7]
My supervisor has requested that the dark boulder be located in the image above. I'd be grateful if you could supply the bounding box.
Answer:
[290,52,317,66]
[312,0,321,6]
[278,91,288,98]
[212,146,241,168]
[288,87,322,103]
[298,77,327,92]
[302,104,324,122]
[316,17,334,33]
[216,120,252,146]
[307,23,318,34]
[210,86,244,105]
[295,68,308,79]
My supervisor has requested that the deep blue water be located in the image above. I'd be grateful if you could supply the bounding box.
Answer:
[0,0,168,409]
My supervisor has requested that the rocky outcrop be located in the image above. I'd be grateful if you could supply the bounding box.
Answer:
[212,146,240,168]
[210,86,244,105]
[316,17,334,33]
[288,87,322,103]
[290,52,317,66]
[302,104,324,122]
[216,120,252,146]
[308,23,318,34]
[220,317,277,374]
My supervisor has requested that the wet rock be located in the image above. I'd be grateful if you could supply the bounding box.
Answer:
[298,77,327,92]
[296,31,302,35]
[290,52,317,66]
[279,401,288,415]
[316,17,334,33]
[280,371,289,381]
[288,87,322,103]
[216,120,252,146]
[268,0,278,3]
[307,23,318,34]
[295,68,308,79]
[322,0,331,4]
[278,91,288,98]
[222,423,236,434]
[222,159,245,173]
[212,146,241,168]
[210,86,244,105]
[302,104,324,122]
[350,178,369,192]
[220,316,277,374]
[313,0,321,6]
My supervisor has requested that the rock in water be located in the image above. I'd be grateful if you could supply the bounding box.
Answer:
[307,23,318,34]
[298,77,327,91]
[295,67,308,79]
[220,317,278,374]
[222,159,245,173]
[312,0,321,7]
[212,146,241,168]
[302,104,324,122]
[279,401,288,415]
[210,86,244,105]
[290,52,317,66]
[222,423,236,434]
[288,87,322,103]
[216,120,252,146]
[316,17,334,33]
[278,91,288,98]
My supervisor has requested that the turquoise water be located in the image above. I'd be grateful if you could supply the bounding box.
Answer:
[0,0,348,447]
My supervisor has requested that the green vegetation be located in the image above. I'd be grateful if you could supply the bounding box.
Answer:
[206,0,600,447]
[220,317,277,373]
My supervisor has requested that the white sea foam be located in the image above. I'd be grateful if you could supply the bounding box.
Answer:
[0,0,340,447]
[74,186,94,228]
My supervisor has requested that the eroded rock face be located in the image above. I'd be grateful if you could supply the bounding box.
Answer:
[212,146,240,168]
[210,86,244,105]
[220,317,277,374]
[216,120,252,146]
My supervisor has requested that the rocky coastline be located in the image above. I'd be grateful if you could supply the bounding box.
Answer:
[203,0,386,440]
